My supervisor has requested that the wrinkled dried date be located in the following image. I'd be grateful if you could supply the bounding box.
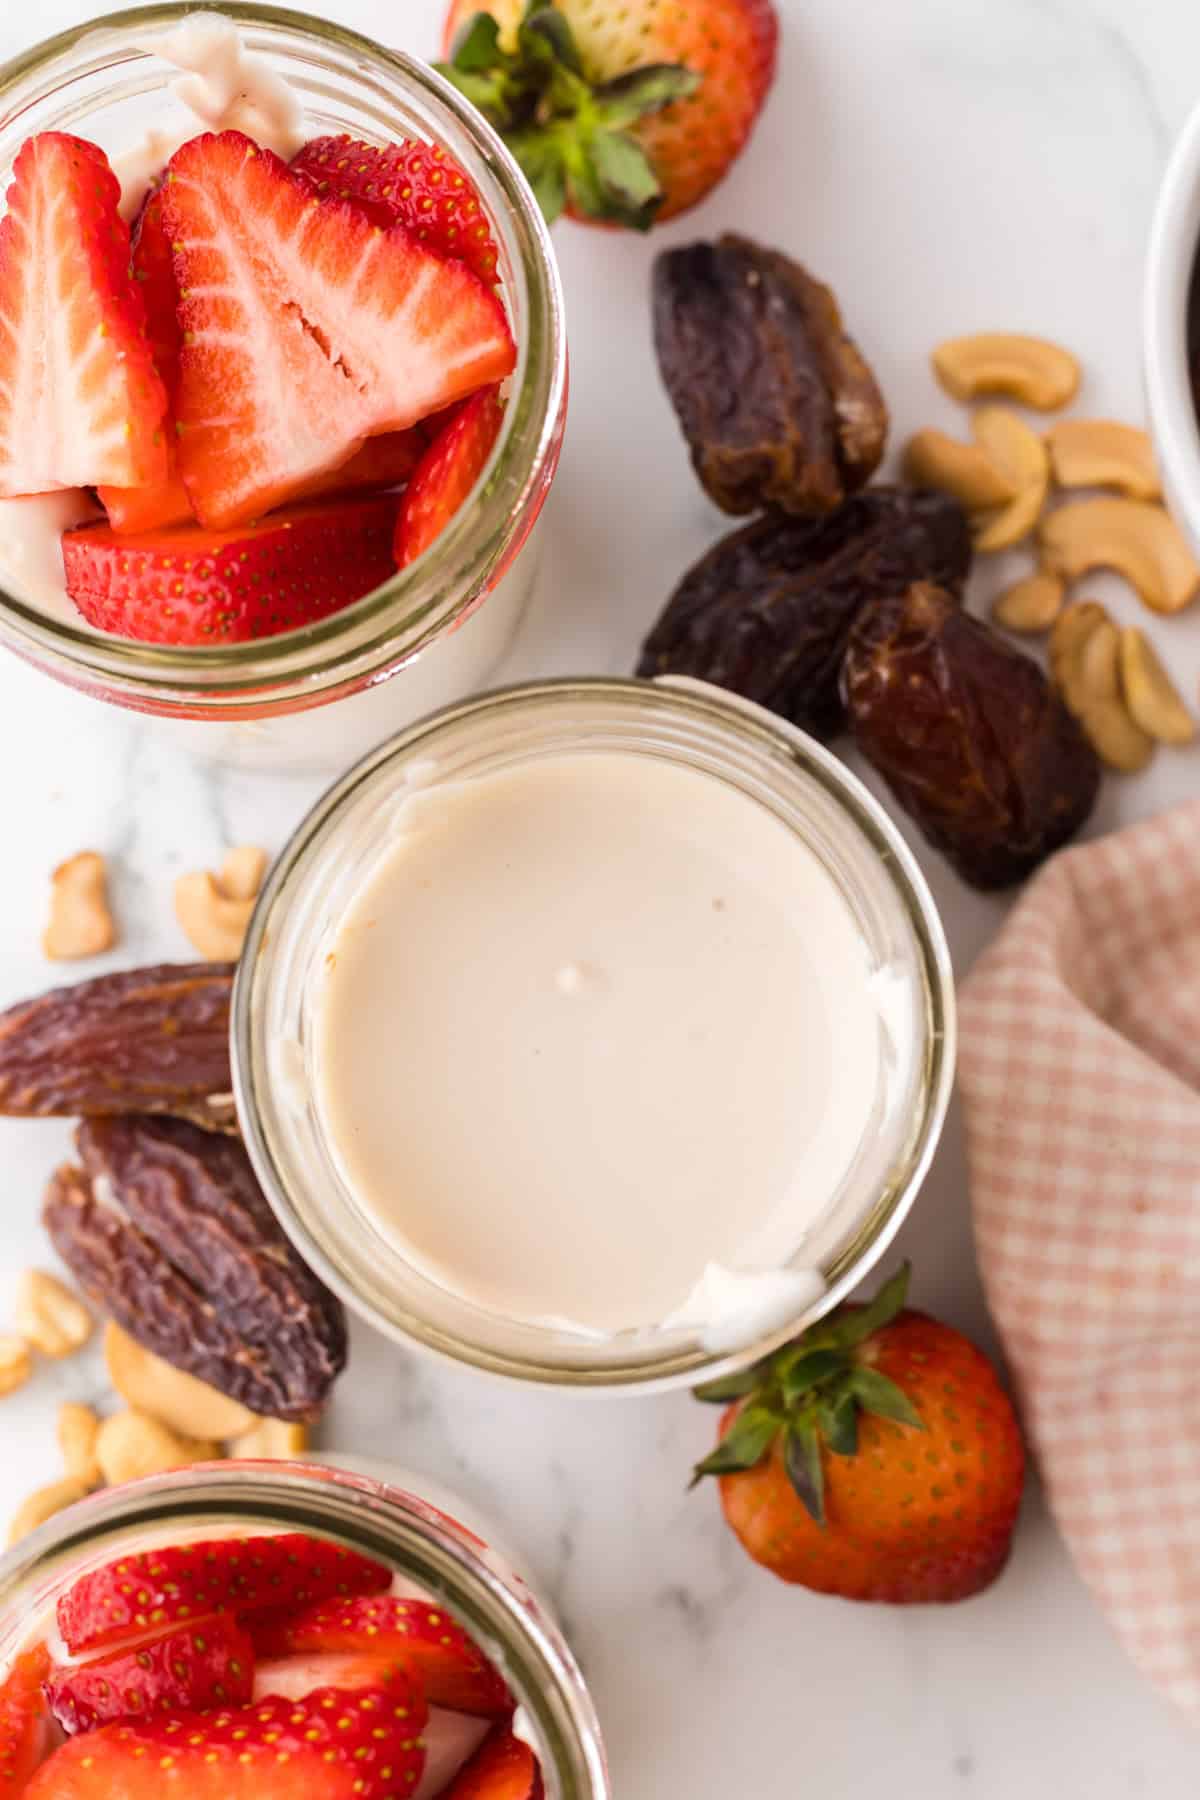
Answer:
[44,1115,345,1421]
[637,488,972,740]
[0,963,236,1131]
[842,581,1100,889]
[653,234,888,517]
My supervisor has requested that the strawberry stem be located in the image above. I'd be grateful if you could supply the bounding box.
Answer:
[436,1,701,228]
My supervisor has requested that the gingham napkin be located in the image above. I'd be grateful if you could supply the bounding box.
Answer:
[958,801,1200,1721]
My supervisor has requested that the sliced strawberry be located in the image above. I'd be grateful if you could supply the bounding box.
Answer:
[293,136,500,286]
[23,1670,427,1800]
[160,131,515,529]
[294,428,427,504]
[0,132,167,496]
[45,1614,254,1734]
[394,386,505,568]
[97,185,191,534]
[99,470,192,536]
[58,1532,392,1656]
[0,1645,53,1789]
[435,1727,542,1800]
[251,1595,511,1718]
[62,495,399,645]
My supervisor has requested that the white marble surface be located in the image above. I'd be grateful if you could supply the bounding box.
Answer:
[1,0,1199,1790]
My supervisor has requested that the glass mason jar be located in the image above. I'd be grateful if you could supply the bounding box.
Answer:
[0,3,566,773]
[0,1460,610,1797]
[233,677,956,1389]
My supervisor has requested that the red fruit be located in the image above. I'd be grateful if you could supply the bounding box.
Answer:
[439,0,777,226]
[62,495,400,645]
[0,132,168,495]
[0,1646,52,1790]
[394,386,505,568]
[160,131,515,529]
[58,1532,392,1655]
[45,1614,255,1734]
[23,1670,427,1800]
[693,1265,1026,1603]
[252,1595,511,1718]
[294,428,427,505]
[436,1727,541,1799]
[293,137,499,286]
[98,186,192,534]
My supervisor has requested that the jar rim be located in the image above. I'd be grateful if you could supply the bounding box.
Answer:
[0,2,566,714]
[0,1460,609,1798]
[231,676,957,1390]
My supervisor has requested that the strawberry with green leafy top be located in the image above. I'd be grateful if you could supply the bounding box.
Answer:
[693,1264,1025,1603]
[437,0,777,228]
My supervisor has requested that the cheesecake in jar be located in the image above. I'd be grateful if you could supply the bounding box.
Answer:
[234,679,954,1388]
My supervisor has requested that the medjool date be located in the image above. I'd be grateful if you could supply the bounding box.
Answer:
[45,1115,346,1421]
[653,234,888,516]
[0,963,236,1131]
[842,581,1100,889]
[637,487,971,740]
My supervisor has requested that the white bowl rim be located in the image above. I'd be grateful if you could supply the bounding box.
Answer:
[1145,94,1200,533]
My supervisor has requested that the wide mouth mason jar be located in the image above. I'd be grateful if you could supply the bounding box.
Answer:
[232,677,956,1390]
[0,1460,609,1797]
[0,3,566,772]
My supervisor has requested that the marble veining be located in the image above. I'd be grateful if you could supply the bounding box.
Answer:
[0,0,1199,1792]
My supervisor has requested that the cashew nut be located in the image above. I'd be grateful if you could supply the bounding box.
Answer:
[1078,699,1156,774]
[8,1476,89,1547]
[1046,420,1161,501]
[1038,498,1200,615]
[971,407,1050,551]
[42,851,115,963]
[991,570,1065,634]
[1049,601,1110,715]
[903,429,1017,511]
[105,1321,256,1442]
[932,333,1080,410]
[174,843,267,961]
[58,1402,102,1487]
[1119,628,1196,745]
[95,1409,220,1487]
[229,1419,310,1460]
[14,1270,92,1359]
[0,1335,32,1398]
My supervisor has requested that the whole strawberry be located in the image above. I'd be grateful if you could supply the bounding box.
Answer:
[437,0,777,228]
[693,1265,1025,1603]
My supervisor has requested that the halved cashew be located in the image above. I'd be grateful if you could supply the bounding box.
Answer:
[229,1418,310,1460]
[971,408,1050,551]
[8,1476,89,1547]
[1046,420,1161,500]
[1119,628,1196,745]
[1049,601,1110,714]
[105,1321,256,1441]
[174,843,267,961]
[58,1402,102,1487]
[903,429,1017,510]
[991,569,1065,634]
[14,1270,92,1358]
[42,851,115,962]
[1038,498,1200,615]
[1078,699,1156,774]
[932,333,1080,410]
[0,1335,32,1398]
[95,1409,221,1487]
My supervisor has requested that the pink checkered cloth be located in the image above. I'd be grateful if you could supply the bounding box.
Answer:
[958,801,1200,1720]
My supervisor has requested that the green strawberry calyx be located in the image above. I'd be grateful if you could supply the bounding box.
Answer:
[435,2,701,229]
[690,1263,925,1526]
